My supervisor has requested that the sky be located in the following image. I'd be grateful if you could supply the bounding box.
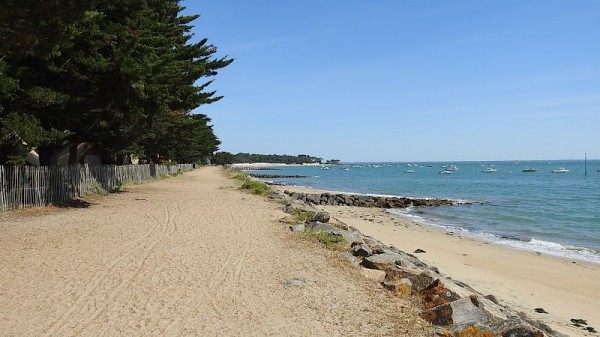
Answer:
[182,1,600,162]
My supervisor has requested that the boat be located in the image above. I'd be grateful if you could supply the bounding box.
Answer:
[445,165,458,171]
[482,167,497,173]
[522,168,537,173]
[551,168,569,173]
[403,170,415,173]
[439,170,452,174]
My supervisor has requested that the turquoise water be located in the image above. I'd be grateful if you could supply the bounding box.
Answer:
[247,160,600,264]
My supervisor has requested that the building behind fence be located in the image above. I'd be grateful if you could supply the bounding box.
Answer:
[0,163,194,211]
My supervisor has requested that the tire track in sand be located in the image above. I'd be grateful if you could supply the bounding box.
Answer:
[42,198,185,336]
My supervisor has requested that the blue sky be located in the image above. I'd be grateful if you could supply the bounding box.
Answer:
[182,1,600,162]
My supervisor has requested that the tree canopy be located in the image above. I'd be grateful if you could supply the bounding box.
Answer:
[212,152,323,165]
[0,0,232,165]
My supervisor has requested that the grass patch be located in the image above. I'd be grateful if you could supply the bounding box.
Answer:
[300,231,347,250]
[291,208,315,223]
[240,180,270,195]
[225,168,248,181]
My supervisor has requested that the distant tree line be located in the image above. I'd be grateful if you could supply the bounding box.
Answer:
[212,152,323,165]
[0,0,232,165]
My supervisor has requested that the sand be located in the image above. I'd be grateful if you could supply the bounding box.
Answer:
[0,167,433,337]
[275,185,600,337]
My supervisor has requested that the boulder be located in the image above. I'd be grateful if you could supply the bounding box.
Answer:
[421,296,488,326]
[384,266,437,293]
[359,267,386,283]
[352,243,372,257]
[489,317,545,337]
[339,252,359,265]
[362,252,411,270]
[306,221,337,233]
[382,278,413,296]
[289,224,305,232]
[419,278,477,308]
[421,295,513,328]
[309,211,330,223]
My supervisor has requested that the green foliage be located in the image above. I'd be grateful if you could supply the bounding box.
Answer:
[212,152,322,165]
[0,0,232,165]
[291,209,316,223]
[300,231,348,250]
[240,180,270,195]
[225,168,248,181]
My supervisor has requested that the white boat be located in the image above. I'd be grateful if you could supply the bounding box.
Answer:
[439,170,452,174]
[482,167,497,173]
[522,168,537,173]
[551,168,569,173]
[403,170,415,173]
[445,165,458,171]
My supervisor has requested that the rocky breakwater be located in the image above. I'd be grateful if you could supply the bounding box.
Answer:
[283,190,456,208]
[272,190,566,337]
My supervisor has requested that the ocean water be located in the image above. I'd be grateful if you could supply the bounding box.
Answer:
[247,160,600,264]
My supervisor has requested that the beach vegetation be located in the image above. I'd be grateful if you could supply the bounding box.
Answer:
[300,231,347,250]
[240,180,270,195]
[291,209,315,223]
[225,168,248,181]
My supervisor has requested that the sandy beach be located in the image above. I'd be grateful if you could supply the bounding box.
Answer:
[0,167,433,336]
[274,185,600,337]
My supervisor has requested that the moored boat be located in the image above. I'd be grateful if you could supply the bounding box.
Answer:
[551,168,569,173]
[482,167,497,173]
[522,168,538,172]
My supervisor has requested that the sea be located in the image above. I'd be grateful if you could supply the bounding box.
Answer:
[246,160,600,264]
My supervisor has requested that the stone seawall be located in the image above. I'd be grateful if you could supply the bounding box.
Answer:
[272,189,566,337]
[283,190,456,208]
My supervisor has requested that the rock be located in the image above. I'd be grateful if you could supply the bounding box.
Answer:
[281,277,314,287]
[362,252,412,270]
[382,278,412,296]
[421,296,488,326]
[384,265,437,293]
[309,211,330,223]
[420,279,463,309]
[414,248,426,253]
[339,252,359,264]
[306,221,337,232]
[289,224,305,232]
[283,204,294,213]
[485,294,499,305]
[570,318,587,325]
[534,308,548,314]
[352,243,372,257]
[489,317,544,337]
[359,267,386,283]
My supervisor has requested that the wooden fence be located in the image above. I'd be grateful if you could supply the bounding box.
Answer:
[0,163,194,211]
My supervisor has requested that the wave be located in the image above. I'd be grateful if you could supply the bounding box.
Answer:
[387,209,600,264]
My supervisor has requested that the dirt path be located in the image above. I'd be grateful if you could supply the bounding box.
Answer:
[0,167,431,336]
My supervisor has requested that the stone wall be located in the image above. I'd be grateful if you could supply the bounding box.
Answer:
[283,190,456,208]
[272,189,566,337]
